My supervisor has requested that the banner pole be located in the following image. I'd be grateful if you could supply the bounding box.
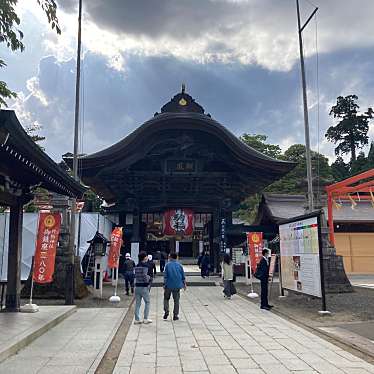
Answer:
[278,253,285,298]
[114,267,118,297]
[245,256,249,286]
[29,269,34,306]
[247,254,258,298]
[109,253,121,303]
[22,213,41,313]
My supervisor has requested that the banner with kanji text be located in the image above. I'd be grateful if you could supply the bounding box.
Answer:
[33,212,61,284]
[246,232,263,273]
[108,227,123,268]
[163,209,194,236]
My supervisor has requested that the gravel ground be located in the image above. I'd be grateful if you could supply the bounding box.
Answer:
[236,283,374,328]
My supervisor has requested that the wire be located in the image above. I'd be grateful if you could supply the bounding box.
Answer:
[304,0,318,9]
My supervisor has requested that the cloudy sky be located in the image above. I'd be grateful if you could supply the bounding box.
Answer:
[2,0,374,162]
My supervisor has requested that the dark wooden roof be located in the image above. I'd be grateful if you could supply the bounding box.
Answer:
[255,193,374,225]
[0,110,86,198]
[63,90,295,208]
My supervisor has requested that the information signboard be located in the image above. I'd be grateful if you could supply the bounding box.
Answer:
[232,248,242,265]
[279,213,323,298]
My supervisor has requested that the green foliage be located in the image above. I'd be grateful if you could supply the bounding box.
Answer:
[267,144,333,194]
[350,148,374,175]
[331,156,350,181]
[240,134,282,158]
[330,142,374,181]
[25,122,45,148]
[234,138,335,223]
[233,194,261,225]
[234,134,283,222]
[0,0,60,107]
[327,95,373,162]
[82,190,102,212]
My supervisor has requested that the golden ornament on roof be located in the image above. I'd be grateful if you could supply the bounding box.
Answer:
[179,98,187,106]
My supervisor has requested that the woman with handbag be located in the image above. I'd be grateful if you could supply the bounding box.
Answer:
[222,253,236,299]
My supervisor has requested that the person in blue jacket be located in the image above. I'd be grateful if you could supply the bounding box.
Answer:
[163,252,186,321]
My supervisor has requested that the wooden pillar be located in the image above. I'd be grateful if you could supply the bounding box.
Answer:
[5,200,23,312]
[327,192,335,246]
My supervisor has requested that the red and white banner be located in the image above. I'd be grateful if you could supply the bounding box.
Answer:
[33,212,61,284]
[247,232,263,273]
[108,227,123,268]
[163,209,194,236]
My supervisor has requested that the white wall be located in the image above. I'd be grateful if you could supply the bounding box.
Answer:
[0,212,114,281]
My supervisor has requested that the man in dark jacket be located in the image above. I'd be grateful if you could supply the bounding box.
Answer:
[134,251,152,324]
[159,251,166,273]
[198,251,210,278]
[122,253,135,296]
[257,248,273,310]
[147,254,157,290]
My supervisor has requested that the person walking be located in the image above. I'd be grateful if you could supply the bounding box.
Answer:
[147,254,157,290]
[199,251,210,278]
[256,248,273,310]
[123,253,135,296]
[222,253,236,299]
[134,251,152,324]
[163,252,186,321]
[159,251,166,273]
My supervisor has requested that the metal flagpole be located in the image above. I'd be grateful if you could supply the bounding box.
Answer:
[296,0,318,212]
[247,256,258,298]
[66,0,83,305]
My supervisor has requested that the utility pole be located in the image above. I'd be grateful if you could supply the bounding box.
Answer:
[66,0,83,305]
[296,0,318,212]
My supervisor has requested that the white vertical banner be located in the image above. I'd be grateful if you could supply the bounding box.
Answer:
[131,242,139,262]
[199,240,204,254]
[176,241,180,254]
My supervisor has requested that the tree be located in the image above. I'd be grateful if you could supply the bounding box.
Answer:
[266,144,333,194]
[326,95,373,162]
[0,0,60,107]
[331,156,350,181]
[350,152,370,175]
[25,122,45,145]
[234,134,283,223]
[240,134,282,159]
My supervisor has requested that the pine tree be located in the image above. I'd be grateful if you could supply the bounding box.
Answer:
[326,95,372,162]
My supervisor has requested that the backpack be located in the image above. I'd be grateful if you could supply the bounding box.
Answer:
[253,263,262,280]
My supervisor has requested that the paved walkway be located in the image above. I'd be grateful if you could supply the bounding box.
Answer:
[0,305,75,363]
[348,275,374,289]
[0,307,126,374]
[114,287,374,374]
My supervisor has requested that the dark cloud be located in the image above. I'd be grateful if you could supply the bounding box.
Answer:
[57,0,374,64]
[58,0,258,39]
[14,46,374,162]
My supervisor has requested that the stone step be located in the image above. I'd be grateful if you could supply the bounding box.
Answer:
[0,305,76,363]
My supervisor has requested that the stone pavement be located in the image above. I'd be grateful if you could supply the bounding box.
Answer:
[114,286,374,374]
[0,307,127,374]
[348,274,374,290]
[0,305,75,363]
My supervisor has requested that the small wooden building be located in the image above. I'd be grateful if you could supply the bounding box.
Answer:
[255,193,374,274]
[0,110,85,311]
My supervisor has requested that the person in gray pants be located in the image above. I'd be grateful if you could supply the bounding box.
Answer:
[163,252,186,321]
